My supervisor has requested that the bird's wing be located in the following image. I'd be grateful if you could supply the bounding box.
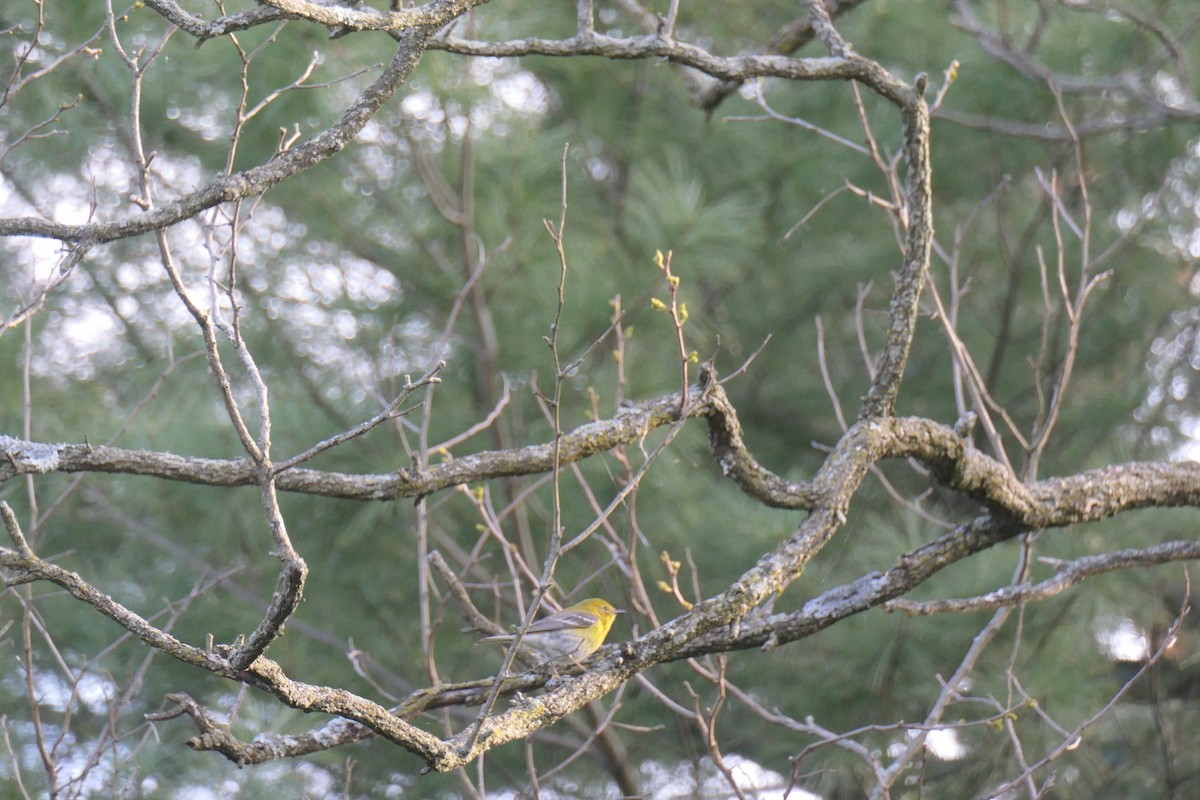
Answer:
[526,609,599,633]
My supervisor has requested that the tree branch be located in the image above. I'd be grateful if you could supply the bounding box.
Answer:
[0,32,429,246]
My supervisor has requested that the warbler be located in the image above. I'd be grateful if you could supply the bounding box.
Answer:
[479,598,624,666]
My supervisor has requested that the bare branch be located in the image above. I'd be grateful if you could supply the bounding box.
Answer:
[429,31,913,108]
[887,541,1200,616]
[0,34,430,245]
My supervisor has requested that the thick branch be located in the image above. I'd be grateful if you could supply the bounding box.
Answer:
[5,413,1198,528]
[142,0,287,42]
[0,387,694,500]
[160,514,1200,766]
[703,369,818,508]
[858,79,933,418]
[258,0,490,33]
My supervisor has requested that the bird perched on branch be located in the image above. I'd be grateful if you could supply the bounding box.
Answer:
[479,598,624,666]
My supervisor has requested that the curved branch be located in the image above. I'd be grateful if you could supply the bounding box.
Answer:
[161,516,1200,767]
[703,367,819,508]
[141,0,288,42]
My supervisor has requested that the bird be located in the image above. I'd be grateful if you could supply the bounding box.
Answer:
[479,597,624,666]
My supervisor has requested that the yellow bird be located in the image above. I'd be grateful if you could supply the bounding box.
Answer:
[479,598,624,666]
